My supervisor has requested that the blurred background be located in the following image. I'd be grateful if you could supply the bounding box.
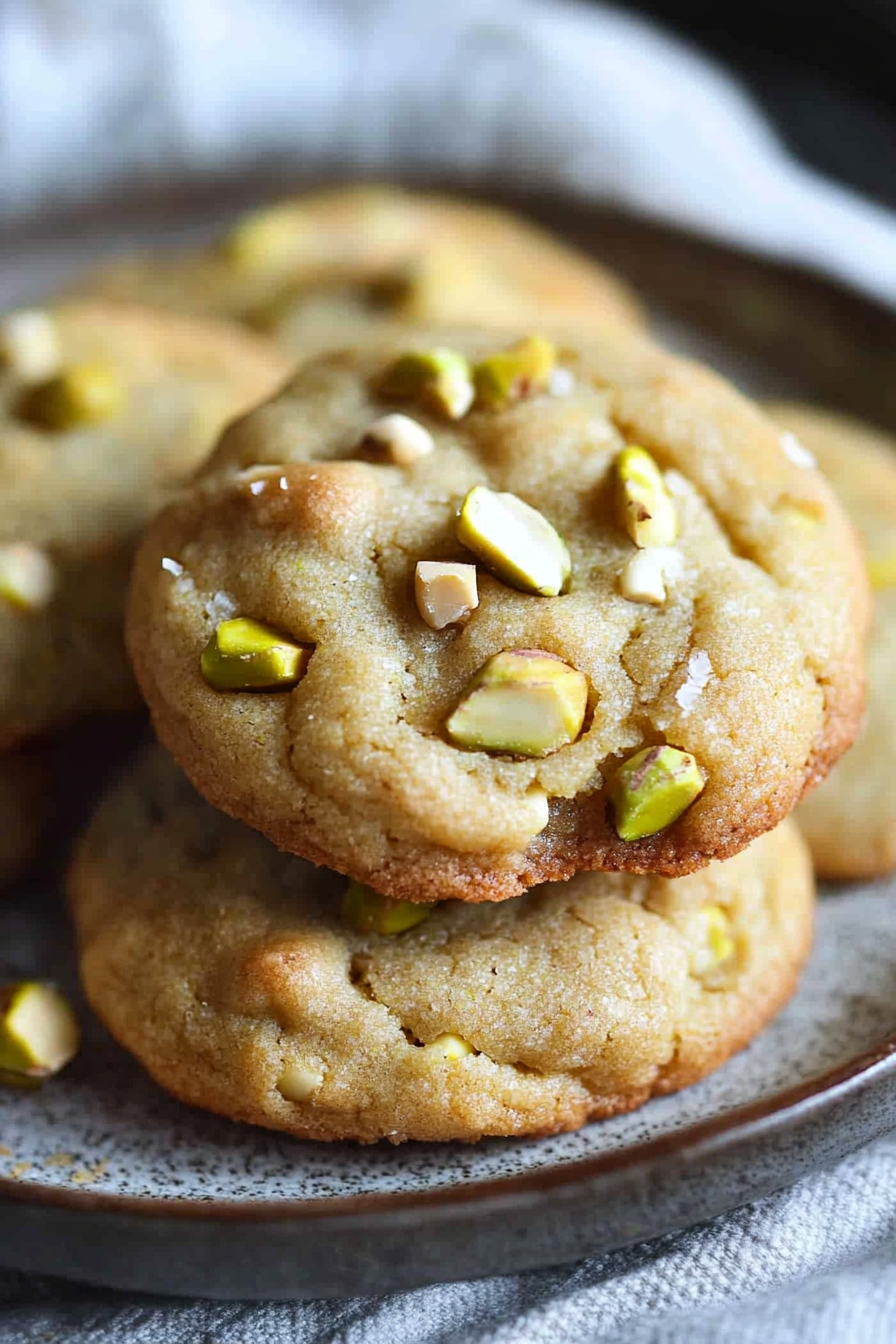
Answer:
[1,0,894,217]
[629,0,896,210]
[1,0,894,317]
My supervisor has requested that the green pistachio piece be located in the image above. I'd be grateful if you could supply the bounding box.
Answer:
[456,485,570,596]
[473,336,557,409]
[424,1033,474,1060]
[276,1062,324,1101]
[870,551,896,590]
[201,617,311,691]
[340,882,435,935]
[19,362,125,431]
[615,446,678,548]
[610,745,705,841]
[0,982,80,1082]
[219,204,312,271]
[0,309,61,381]
[774,496,824,527]
[446,649,587,757]
[377,348,474,420]
[691,904,736,977]
[0,543,56,611]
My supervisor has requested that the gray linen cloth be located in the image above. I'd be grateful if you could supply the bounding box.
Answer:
[3,1135,896,1340]
[2,1,896,1338]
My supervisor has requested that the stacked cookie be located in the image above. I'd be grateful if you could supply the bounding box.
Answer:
[1,186,878,1143]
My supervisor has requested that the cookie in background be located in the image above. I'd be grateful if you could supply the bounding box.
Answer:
[766,403,896,880]
[0,300,290,749]
[72,184,644,357]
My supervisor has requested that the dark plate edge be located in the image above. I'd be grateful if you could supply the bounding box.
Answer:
[3,1035,895,1222]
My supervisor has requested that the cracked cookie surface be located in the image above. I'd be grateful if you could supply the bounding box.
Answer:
[0,300,290,747]
[74,185,643,356]
[69,746,814,1144]
[127,330,868,902]
[768,403,896,879]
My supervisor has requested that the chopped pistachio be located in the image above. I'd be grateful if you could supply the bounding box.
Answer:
[526,787,551,835]
[690,905,736,978]
[377,348,474,420]
[615,446,678,549]
[610,745,705,842]
[360,413,435,466]
[0,544,56,611]
[276,1062,324,1102]
[415,561,479,629]
[220,204,311,271]
[774,496,824,526]
[425,1033,474,1060]
[446,649,587,757]
[0,982,79,1082]
[341,882,434,935]
[456,485,570,597]
[201,617,311,691]
[473,336,557,410]
[619,548,672,605]
[20,362,125,431]
[0,309,61,382]
[869,552,896,590]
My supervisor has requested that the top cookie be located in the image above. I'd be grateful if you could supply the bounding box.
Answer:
[74,185,643,355]
[767,403,896,879]
[127,328,868,903]
[0,300,290,748]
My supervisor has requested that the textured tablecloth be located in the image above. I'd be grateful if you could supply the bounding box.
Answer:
[3,1134,896,1340]
[2,1,896,1339]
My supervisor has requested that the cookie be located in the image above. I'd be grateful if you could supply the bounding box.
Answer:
[68,746,813,1144]
[0,751,47,887]
[0,300,291,748]
[766,403,896,879]
[127,329,867,902]
[74,185,643,354]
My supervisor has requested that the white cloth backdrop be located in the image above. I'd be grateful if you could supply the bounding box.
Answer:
[2,1,896,1339]
[2,0,896,304]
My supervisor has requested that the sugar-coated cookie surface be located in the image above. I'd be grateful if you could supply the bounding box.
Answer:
[128,330,867,902]
[69,747,814,1145]
[768,403,896,879]
[0,300,290,748]
[74,185,643,354]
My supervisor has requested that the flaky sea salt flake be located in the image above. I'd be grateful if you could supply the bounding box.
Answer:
[675,649,713,714]
[780,431,816,469]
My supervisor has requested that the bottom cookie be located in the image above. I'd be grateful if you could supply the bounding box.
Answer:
[69,748,814,1144]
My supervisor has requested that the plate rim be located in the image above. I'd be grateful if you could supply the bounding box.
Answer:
[3,1034,895,1222]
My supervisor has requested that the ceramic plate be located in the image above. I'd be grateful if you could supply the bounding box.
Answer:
[1,193,895,1299]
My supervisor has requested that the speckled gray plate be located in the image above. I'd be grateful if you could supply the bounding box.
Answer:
[1,191,895,1300]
